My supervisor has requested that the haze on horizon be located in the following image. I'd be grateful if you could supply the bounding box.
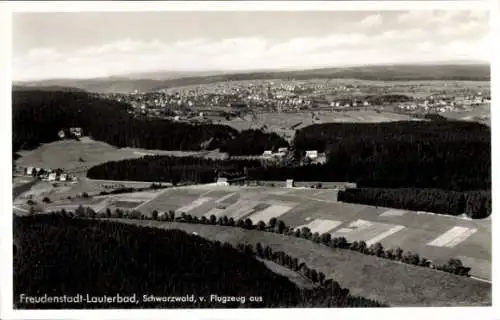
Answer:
[12,10,491,81]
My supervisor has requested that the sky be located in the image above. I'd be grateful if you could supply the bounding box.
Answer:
[12,10,491,81]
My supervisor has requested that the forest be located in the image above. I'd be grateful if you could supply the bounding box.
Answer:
[87,156,262,184]
[218,129,289,155]
[12,90,287,155]
[338,188,491,219]
[13,214,386,308]
[277,121,490,191]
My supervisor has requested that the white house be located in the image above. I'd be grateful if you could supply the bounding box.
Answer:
[59,174,67,182]
[262,150,273,158]
[278,147,288,155]
[47,173,57,181]
[58,130,66,139]
[286,179,294,188]
[216,177,229,186]
[25,167,34,176]
[70,127,82,137]
[305,150,318,160]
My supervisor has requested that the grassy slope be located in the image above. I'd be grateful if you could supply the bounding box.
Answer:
[112,219,491,307]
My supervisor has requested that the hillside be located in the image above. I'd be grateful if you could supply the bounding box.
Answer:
[15,64,490,93]
[12,90,286,156]
[13,214,385,309]
[114,219,492,307]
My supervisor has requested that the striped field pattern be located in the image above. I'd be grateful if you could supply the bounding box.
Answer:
[427,226,478,248]
[48,184,488,280]
[380,209,407,217]
[366,225,406,246]
[247,204,294,223]
[176,197,212,213]
[331,219,405,246]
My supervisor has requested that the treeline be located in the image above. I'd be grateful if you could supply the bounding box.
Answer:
[365,94,412,105]
[288,121,490,191]
[12,90,286,155]
[13,214,386,308]
[87,156,261,183]
[219,129,289,155]
[338,188,491,219]
[56,206,471,278]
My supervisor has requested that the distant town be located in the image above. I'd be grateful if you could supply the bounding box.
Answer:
[97,78,491,122]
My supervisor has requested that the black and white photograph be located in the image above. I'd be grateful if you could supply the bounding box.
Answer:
[0,1,497,319]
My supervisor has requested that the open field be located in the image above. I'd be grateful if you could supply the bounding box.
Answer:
[441,103,490,126]
[38,184,491,280]
[15,138,226,176]
[113,219,491,307]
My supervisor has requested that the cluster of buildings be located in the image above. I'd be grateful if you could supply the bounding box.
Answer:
[58,127,83,139]
[23,166,77,183]
[100,79,491,121]
[100,79,376,119]
[397,93,490,113]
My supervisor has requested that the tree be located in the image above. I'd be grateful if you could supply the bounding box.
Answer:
[236,219,245,228]
[244,218,254,229]
[318,272,326,285]
[350,241,359,251]
[105,208,112,218]
[42,197,51,203]
[257,221,266,231]
[263,246,273,260]
[217,217,225,225]
[168,210,176,221]
[75,205,85,217]
[395,247,404,261]
[209,214,217,225]
[255,242,264,257]
[86,207,96,219]
[312,232,321,243]
[370,243,384,257]
[277,220,286,234]
[294,228,301,238]
[116,209,124,219]
[268,217,277,230]
[29,206,35,215]
[244,244,254,256]
[320,233,331,245]
[151,210,159,220]
[358,241,367,254]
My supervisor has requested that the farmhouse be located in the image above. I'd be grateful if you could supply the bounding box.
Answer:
[25,167,34,176]
[216,177,229,186]
[47,173,57,181]
[69,127,83,137]
[59,174,67,182]
[278,147,288,154]
[262,150,273,159]
[58,130,66,139]
[286,179,295,188]
[305,150,318,160]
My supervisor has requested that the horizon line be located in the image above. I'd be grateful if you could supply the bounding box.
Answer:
[13,60,490,83]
